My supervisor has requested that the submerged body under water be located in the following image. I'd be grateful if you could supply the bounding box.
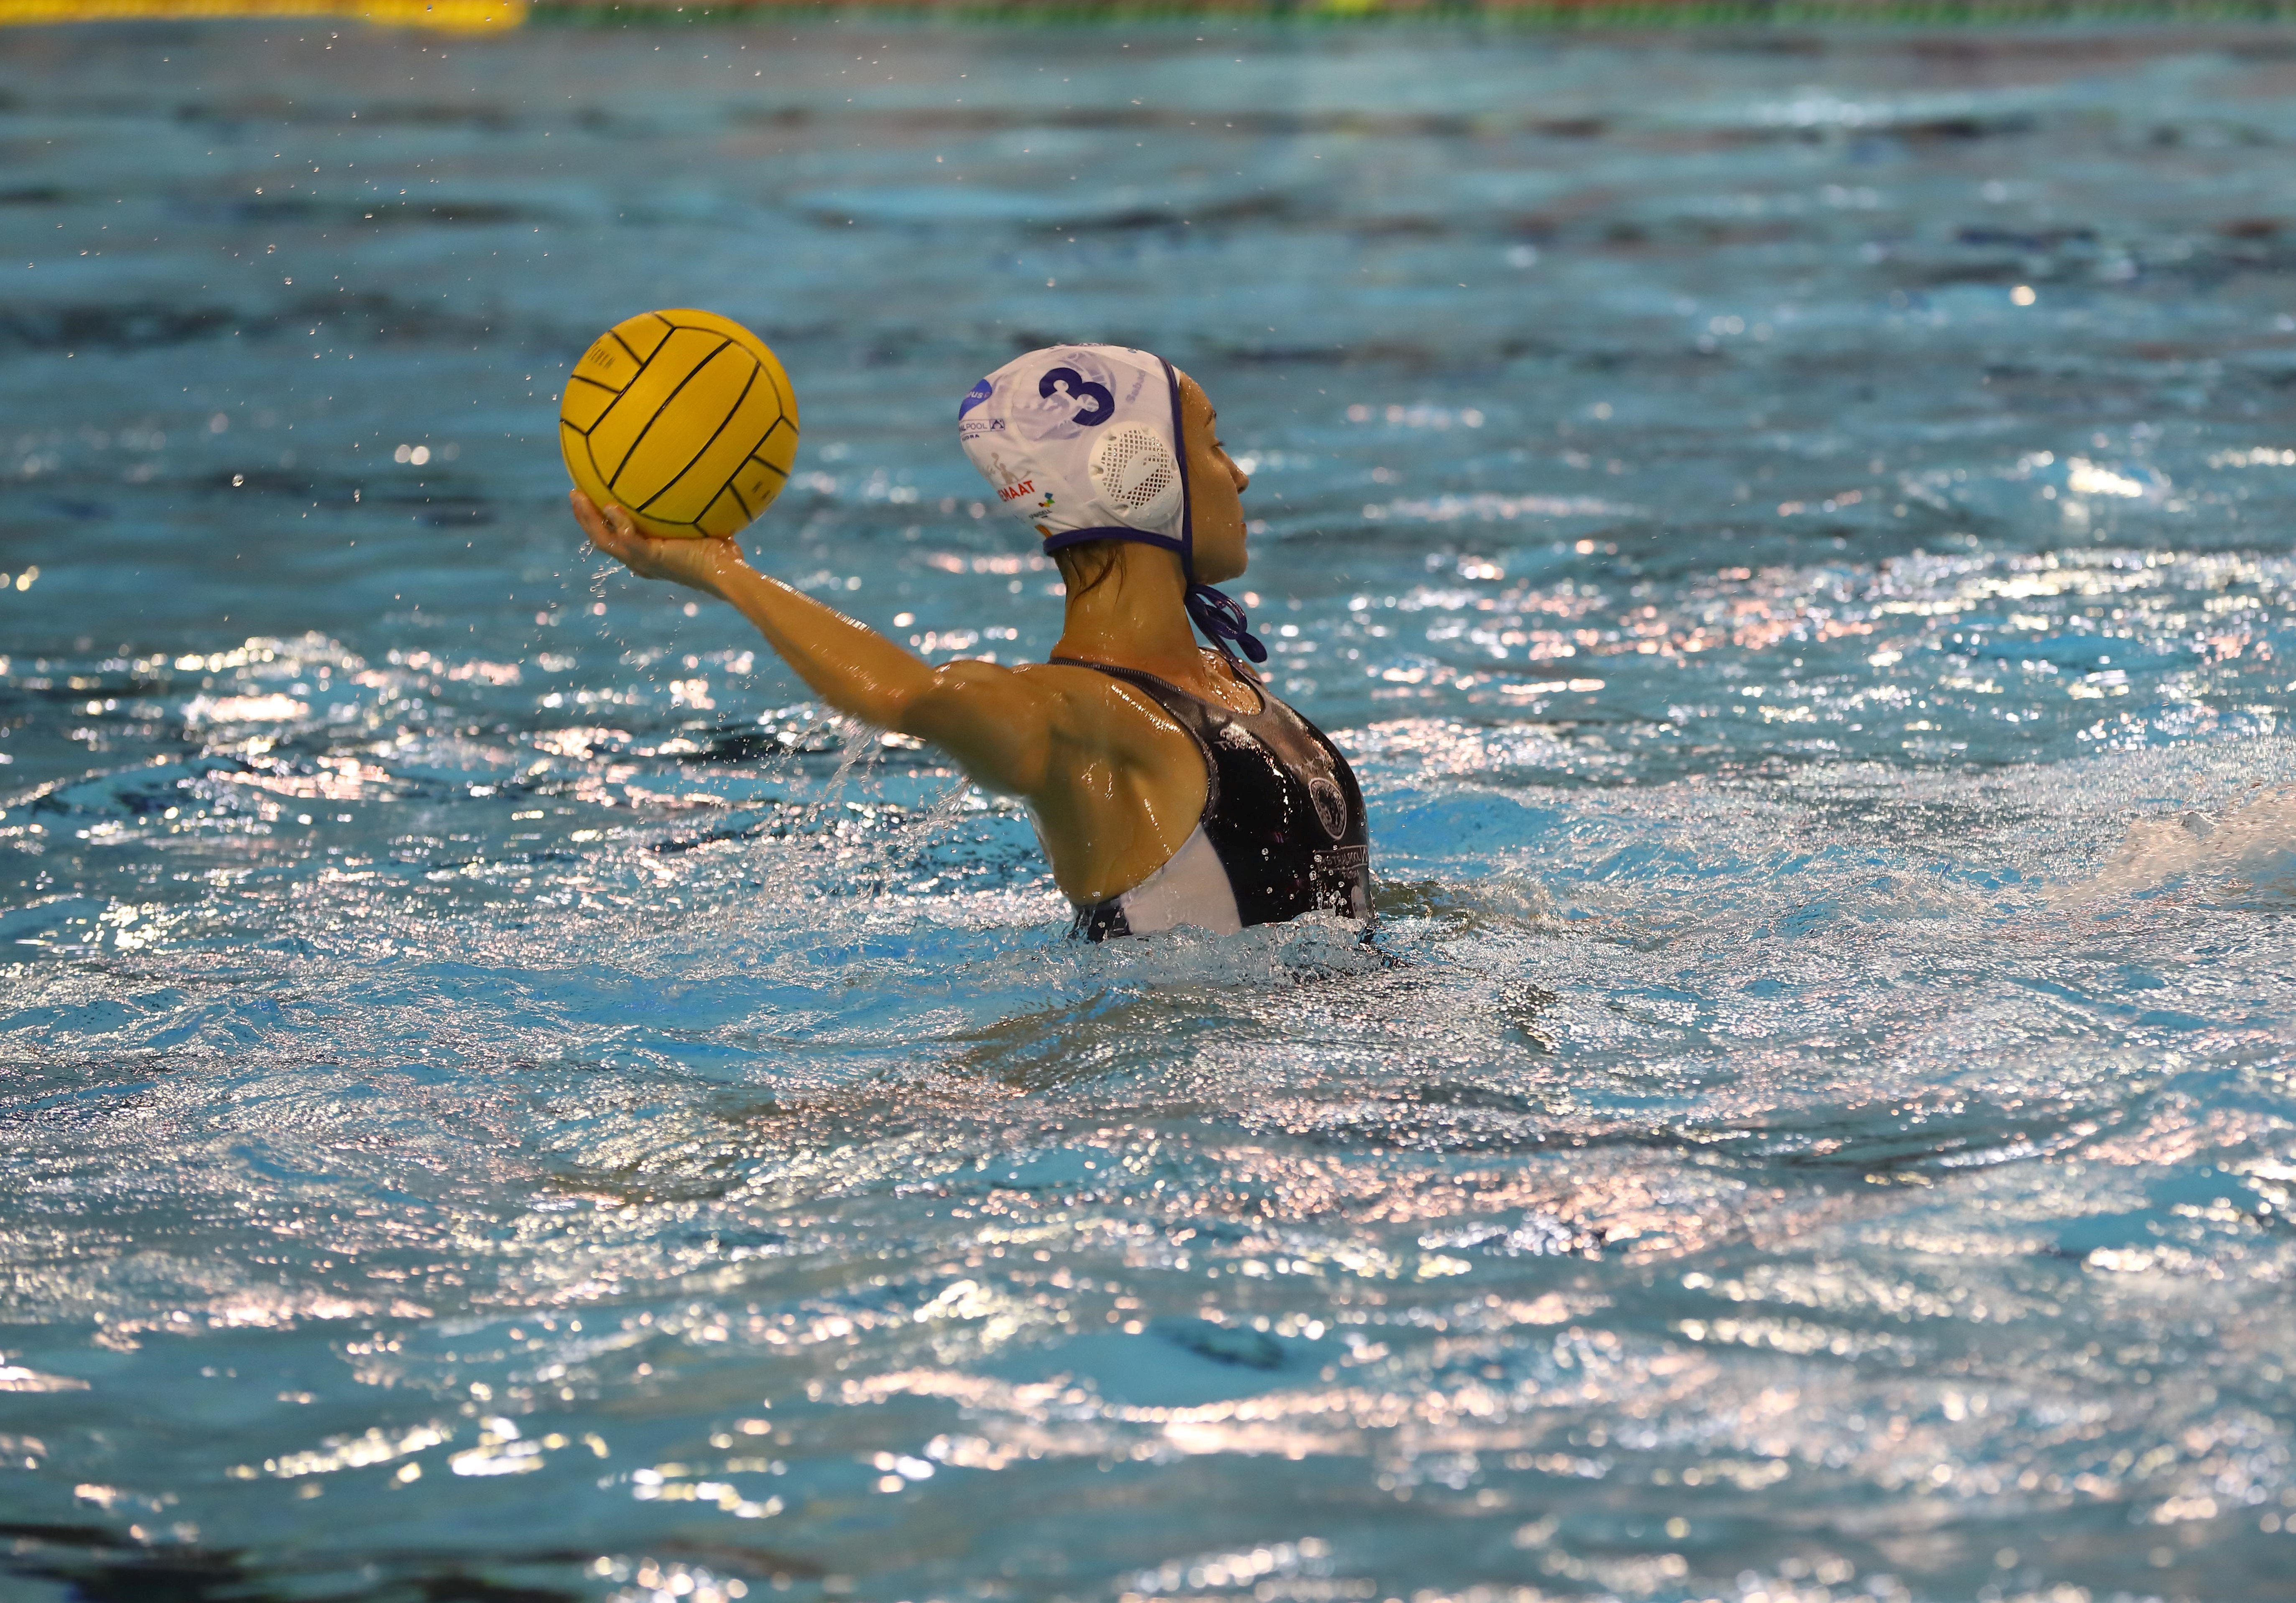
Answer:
[3,18,2295,1603]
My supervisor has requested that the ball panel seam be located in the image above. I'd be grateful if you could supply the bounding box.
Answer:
[614,311,674,362]
[607,328,648,369]
[754,357,793,424]
[559,375,621,434]
[633,357,761,516]
[750,415,799,475]
[602,334,732,496]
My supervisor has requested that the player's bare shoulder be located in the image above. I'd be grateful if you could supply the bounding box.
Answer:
[1013,660,1191,758]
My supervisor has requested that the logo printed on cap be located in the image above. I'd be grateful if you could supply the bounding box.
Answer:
[958,377,994,418]
[1037,367,1115,427]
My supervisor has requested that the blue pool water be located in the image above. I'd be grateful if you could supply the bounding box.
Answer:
[3,16,2296,1602]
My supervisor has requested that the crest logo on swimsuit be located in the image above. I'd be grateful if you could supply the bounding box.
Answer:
[1309,776,1349,842]
[1037,366,1115,427]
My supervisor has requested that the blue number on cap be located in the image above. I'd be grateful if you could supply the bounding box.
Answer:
[958,378,994,418]
[1038,367,1114,426]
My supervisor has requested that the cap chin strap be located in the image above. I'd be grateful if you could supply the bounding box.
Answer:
[1157,357,1265,672]
[1032,359,1269,672]
[1038,528,1269,668]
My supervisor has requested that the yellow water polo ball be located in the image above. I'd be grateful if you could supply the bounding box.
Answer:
[559,308,800,540]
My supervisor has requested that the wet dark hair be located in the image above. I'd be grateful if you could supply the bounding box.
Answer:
[1052,538,1124,604]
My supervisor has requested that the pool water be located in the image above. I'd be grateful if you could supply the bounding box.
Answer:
[3,17,2295,1603]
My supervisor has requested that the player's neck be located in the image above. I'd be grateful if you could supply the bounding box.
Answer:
[1050,544,1222,695]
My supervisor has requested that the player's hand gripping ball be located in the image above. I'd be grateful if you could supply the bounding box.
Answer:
[559,308,800,539]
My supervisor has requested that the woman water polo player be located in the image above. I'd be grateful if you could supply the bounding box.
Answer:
[572,345,1373,940]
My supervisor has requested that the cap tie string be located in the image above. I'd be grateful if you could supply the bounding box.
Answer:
[1184,582,1269,666]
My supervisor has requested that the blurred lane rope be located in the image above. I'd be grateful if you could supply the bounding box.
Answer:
[12,0,2296,32]
[0,0,524,27]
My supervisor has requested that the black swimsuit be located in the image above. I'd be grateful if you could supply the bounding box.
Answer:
[1054,657,1375,941]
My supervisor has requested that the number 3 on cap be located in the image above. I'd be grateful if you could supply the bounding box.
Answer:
[1039,367,1115,426]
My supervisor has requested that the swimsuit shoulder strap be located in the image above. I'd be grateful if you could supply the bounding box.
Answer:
[1048,656,1222,816]
[1048,656,1209,711]
[1046,655,1263,718]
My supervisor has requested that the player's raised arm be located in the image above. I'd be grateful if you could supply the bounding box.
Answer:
[574,492,1059,798]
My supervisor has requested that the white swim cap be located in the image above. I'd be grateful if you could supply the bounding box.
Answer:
[957,343,1266,664]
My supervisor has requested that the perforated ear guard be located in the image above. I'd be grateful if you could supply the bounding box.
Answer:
[1088,422,1184,531]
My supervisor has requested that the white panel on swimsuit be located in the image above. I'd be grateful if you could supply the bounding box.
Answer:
[1108,824,1243,936]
